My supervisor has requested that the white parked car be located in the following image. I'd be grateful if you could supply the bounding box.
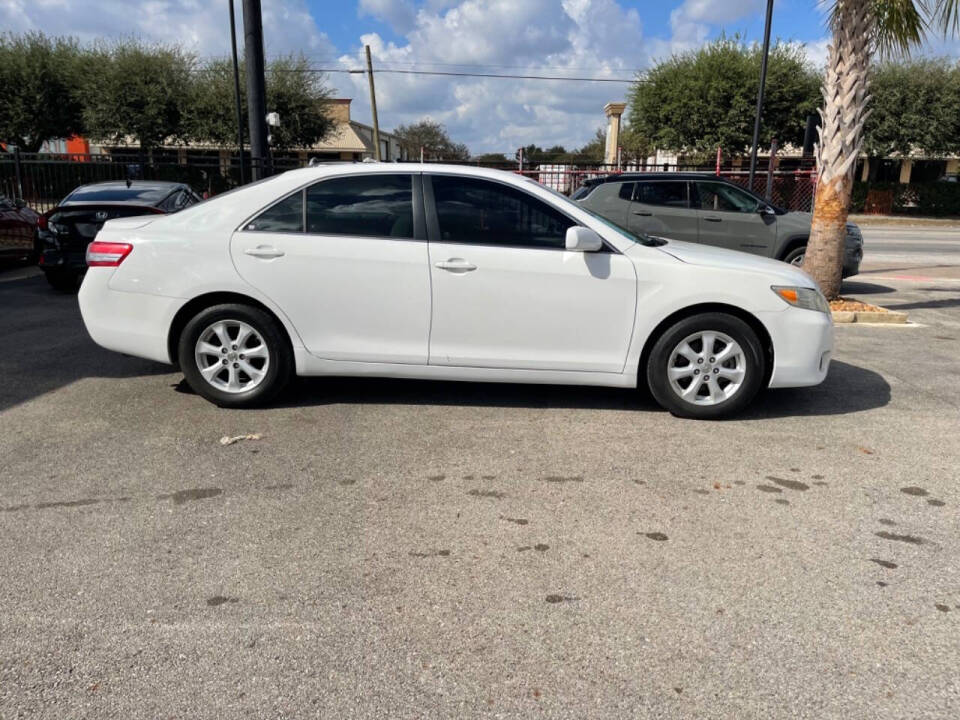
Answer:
[78,164,833,419]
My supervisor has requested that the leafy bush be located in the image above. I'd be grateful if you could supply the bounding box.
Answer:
[851,181,960,216]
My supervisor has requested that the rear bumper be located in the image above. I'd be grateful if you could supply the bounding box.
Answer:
[758,306,833,388]
[78,268,182,364]
[40,249,87,273]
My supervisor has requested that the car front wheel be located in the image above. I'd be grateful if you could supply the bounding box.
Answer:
[646,313,766,419]
[178,303,292,408]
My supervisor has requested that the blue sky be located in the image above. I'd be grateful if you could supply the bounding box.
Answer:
[2,0,955,152]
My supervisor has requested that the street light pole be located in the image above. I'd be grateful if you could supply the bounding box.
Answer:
[748,0,774,192]
[242,0,270,179]
[228,0,246,184]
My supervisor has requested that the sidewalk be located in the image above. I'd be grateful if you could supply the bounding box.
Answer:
[848,213,960,228]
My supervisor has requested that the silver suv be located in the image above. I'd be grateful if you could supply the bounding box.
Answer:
[574,173,862,277]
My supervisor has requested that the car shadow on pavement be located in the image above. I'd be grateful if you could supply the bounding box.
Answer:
[0,275,172,413]
[882,296,960,312]
[279,360,889,419]
[841,280,896,295]
[742,360,890,419]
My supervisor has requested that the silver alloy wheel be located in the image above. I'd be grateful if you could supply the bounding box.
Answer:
[194,319,270,394]
[789,251,805,266]
[667,330,746,406]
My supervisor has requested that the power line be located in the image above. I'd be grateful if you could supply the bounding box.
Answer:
[272,67,640,83]
[203,53,648,73]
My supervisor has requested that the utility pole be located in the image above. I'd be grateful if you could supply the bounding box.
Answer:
[365,45,381,161]
[242,0,269,179]
[748,0,774,191]
[229,0,246,184]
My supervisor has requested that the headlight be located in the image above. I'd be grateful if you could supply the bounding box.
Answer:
[772,285,830,313]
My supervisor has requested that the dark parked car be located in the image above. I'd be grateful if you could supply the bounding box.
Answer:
[573,173,863,277]
[0,194,40,264]
[38,180,201,291]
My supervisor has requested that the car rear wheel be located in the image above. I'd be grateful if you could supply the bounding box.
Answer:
[178,303,292,408]
[783,246,806,267]
[646,313,765,419]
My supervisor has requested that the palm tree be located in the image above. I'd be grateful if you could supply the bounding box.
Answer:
[803,0,959,299]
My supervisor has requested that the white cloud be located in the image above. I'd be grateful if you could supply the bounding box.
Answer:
[0,0,336,57]
[336,0,656,153]
[669,0,761,51]
[359,0,418,36]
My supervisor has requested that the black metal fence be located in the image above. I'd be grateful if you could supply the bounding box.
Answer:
[0,150,308,213]
[1,149,819,213]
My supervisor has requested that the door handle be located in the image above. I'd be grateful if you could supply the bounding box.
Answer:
[434,259,477,273]
[703,216,722,223]
[245,245,285,259]
[632,211,652,216]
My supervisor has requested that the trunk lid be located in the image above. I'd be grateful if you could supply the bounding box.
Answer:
[48,204,162,250]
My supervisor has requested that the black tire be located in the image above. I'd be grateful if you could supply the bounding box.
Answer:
[782,245,806,267]
[178,303,292,408]
[645,312,765,420]
[45,270,81,293]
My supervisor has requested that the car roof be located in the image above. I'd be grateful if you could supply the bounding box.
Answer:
[582,172,728,186]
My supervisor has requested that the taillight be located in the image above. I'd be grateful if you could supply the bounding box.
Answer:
[37,215,48,230]
[86,241,133,267]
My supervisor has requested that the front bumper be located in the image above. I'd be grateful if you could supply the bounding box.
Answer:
[78,268,183,365]
[842,230,863,278]
[757,306,834,388]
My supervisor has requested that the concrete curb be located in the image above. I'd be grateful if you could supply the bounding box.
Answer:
[832,310,909,324]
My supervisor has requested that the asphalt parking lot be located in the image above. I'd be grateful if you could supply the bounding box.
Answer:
[2,226,959,719]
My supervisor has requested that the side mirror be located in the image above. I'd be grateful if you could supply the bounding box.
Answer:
[14,198,26,209]
[565,226,603,252]
[758,204,776,216]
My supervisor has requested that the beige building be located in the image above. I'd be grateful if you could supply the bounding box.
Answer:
[66,98,410,165]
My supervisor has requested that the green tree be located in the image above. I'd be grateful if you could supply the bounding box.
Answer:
[394,119,469,160]
[474,152,512,163]
[576,128,606,163]
[263,56,334,150]
[185,59,240,148]
[627,36,820,156]
[187,55,334,151]
[0,33,86,152]
[81,40,195,151]
[862,58,960,170]
[804,0,960,299]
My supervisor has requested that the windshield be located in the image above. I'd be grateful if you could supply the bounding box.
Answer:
[518,175,666,247]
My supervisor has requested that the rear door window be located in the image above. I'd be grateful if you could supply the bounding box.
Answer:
[306,174,414,238]
[636,181,688,207]
[694,182,759,213]
[245,191,304,233]
[617,182,636,201]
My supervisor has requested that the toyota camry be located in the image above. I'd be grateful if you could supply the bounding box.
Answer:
[78,164,833,419]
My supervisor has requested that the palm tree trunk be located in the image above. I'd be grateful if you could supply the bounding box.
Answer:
[802,0,874,300]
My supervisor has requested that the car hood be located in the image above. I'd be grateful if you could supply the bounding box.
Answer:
[650,238,816,287]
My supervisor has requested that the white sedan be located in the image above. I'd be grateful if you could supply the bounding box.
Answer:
[78,164,832,419]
